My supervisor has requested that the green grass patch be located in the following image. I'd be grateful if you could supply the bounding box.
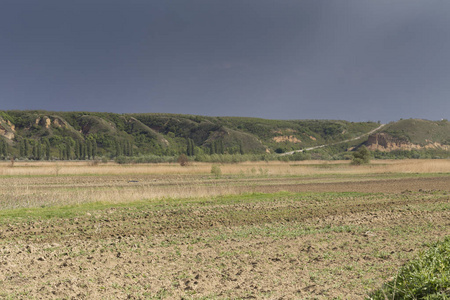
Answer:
[0,201,122,220]
[213,223,366,241]
[0,191,374,222]
[368,236,450,300]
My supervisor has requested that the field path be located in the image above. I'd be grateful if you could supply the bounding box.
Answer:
[282,123,386,155]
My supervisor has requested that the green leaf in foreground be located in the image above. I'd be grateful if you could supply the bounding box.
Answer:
[368,236,450,300]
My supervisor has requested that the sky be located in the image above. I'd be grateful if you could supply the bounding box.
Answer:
[1,0,450,122]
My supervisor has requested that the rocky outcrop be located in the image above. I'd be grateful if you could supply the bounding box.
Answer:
[35,116,52,129]
[0,125,14,140]
[44,117,51,128]
[367,133,450,151]
[53,117,68,128]
[0,118,15,140]
[273,136,302,143]
[7,120,15,132]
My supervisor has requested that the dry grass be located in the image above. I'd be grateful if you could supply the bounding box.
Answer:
[0,159,449,210]
[0,181,242,209]
[0,159,449,177]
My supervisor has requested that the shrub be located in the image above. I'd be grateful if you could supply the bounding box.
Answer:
[210,165,222,178]
[351,146,370,165]
[115,156,130,164]
[89,160,100,166]
[289,152,311,161]
[177,154,189,166]
[274,147,285,154]
[368,236,450,299]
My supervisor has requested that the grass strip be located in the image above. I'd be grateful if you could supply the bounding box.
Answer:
[0,191,372,222]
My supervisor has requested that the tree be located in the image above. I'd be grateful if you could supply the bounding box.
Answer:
[24,139,29,158]
[123,141,128,156]
[239,141,244,155]
[210,141,216,154]
[92,139,97,159]
[115,141,122,157]
[74,140,80,159]
[186,138,195,156]
[36,141,42,160]
[127,141,132,156]
[218,140,224,154]
[124,141,133,156]
[44,139,51,160]
[0,140,7,159]
[352,145,370,165]
[65,142,71,160]
[19,140,24,158]
[86,140,92,159]
[32,142,37,160]
[80,143,86,160]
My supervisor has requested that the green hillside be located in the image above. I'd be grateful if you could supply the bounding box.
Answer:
[382,118,450,145]
[0,111,448,161]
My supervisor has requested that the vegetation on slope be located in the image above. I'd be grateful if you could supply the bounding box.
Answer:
[0,110,380,160]
[0,111,449,161]
[383,118,450,145]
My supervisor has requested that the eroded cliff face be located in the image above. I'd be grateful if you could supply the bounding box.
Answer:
[366,133,450,151]
[273,135,302,143]
[0,118,15,140]
[52,117,69,128]
[35,116,52,129]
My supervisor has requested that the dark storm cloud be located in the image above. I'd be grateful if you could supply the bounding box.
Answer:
[0,0,449,122]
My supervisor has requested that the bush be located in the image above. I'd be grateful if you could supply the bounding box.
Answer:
[115,155,130,164]
[288,152,311,161]
[89,160,100,166]
[210,165,222,178]
[177,154,189,166]
[274,147,285,154]
[351,146,370,165]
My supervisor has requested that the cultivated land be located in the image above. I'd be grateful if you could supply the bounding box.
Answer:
[0,160,449,299]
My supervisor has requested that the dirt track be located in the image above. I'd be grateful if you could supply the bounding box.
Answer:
[283,123,386,155]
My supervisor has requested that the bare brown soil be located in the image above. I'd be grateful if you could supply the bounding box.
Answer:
[0,170,449,299]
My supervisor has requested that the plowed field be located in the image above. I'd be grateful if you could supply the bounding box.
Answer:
[0,161,449,299]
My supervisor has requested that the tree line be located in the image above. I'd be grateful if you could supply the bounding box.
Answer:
[0,137,136,161]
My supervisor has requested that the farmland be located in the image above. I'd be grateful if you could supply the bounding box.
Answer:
[0,160,449,299]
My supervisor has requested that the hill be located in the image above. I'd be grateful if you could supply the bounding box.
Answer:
[0,111,448,160]
[365,119,450,152]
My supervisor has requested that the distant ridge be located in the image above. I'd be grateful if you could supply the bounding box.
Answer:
[0,111,449,159]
